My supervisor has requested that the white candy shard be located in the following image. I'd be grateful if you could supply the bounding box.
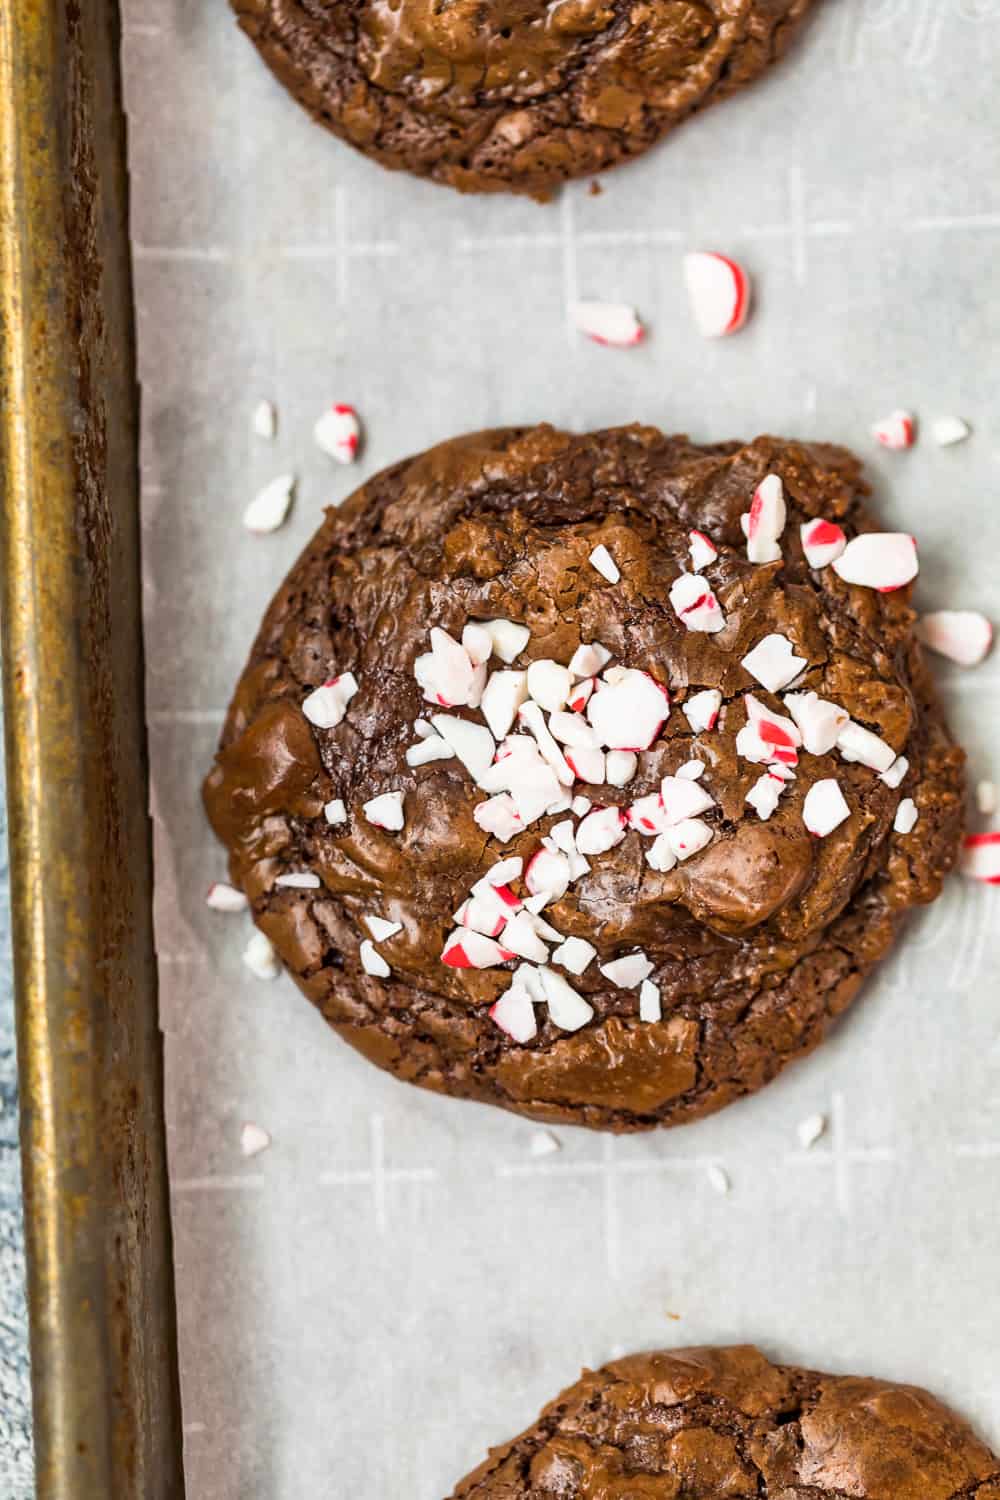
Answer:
[527,659,573,713]
[313,403,361,463]
[243,930,280,980]
[364,915,402,941]
[836,721,896,773]
[894,797,919,834]
[606,750,638,787]
[575,806,628,856]
[486,856,524,886]
[252,399,276,440]
[244,472,295,533]
[638,978,661,1022]
[571,794,592,817]
[783,691,850,756]
[669,571,725,633]
[564,747,606,785]
[589,543,621,584]
[461,623,493,667]
[480,669,528,741]
[744,474,786,564]
[525,847,572,902]
[548,711,601,749]
[517,701,575,786]
[800,518,847,569]
[688,530,718,571]
[930,415,970,447]
[676,760,705,781]
[499,913,551,963]
[960,832,1000,883]
[431,714,496,784]
[645,834,678,873]
[240,1122,271,1158]
[362,790,405,831]
[599,951,653,989]
[441,929,513,969]
[871,410,915,450]
[303,671,359,730]
[568,677,596,712]
[707,1164,731,1196]
[206,882,247,913]
[659,775,715,825]
[528,1129,561,1156]
[667,818,714,860]
[324,798,347,826]
[572,300,644,348]
[745,769,789,821]
[552,936,597,976]
[422,627,483,707]
[803,778,850,837]
[406,734,454,767]
[797,1114,827,1150]
[538,966,594,1031]
[413,719,435,739]
[741,633,807,693]
[474,793,522,842]
[483,618,531,663]
[880,755,909,789]
[490,983,537,1042]
[569,642,612,678]
[629,793,668,836]
[275,872,321,889]
[587,669,670,750]
[359,939,391,977]
[833,533,918,591]
[682,689,722,734]
[915,610,993,667]
[683,251,750,338]
[976,781,997,816]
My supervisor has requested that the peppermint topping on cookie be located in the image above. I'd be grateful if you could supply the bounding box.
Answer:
[682,689,722,734]
[669,572,726,633]
[638,979,661,1022]
[800,518,847,569]
[893,798,919,834]
[303,672,359,729]
[688,530,718,571]
[741,633,806,693]
[836,721,897,773]
[743,474,786,564]
[587,668,669,750]
[783,691,850,756]
[600,951,653,989]
[803,779,850,837]
[588,543,621,583]
[482,618,531,663]
[489,984,537,1042]
[833,533,919,591]
[363,791,406,830]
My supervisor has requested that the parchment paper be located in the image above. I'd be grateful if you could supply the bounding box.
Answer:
[122,2,1000,1495]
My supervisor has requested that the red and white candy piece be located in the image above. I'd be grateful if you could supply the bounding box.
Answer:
[525,847,572,902]
[800,518,847,570]
[243,930,280,980]
[667,818,714,861]
[688,530,718,572]
[490,983,537,1043]
[599,951,653,989]
[480,669,528,741]
[833,533,918,592]
[606,750,638,787]
[517,701,575,786]
[418,627,486,708]
[589,544,621,584]
[803,778,850,837]
[569,642,612,678]
[363,790,405,831]
[243,473,295,534]
[498,913,551,964]
[551,936,596,976]
[930,416,970,447]
[568,677,596,713]
[364,915,402,941]
[783,691,849,756]
[738,694,802,766]
[314,403,361,463]
[645,835,677,873]
[564,747,607,785]
[741,633,806,694]
[639,978,661,1022]
[743,474,786,564]
[745,769,790,821]
[482,618,531,663]
[659,775,715,825]
[206,881,248,913]
[431,714,496,783]
[628,794,667,836]
[893,798,919,834]
[571,300,644,348]
[587,669,670,750]
[275,872,321,890]
[539,966,594,1031]
[915,611,992,667]
[360,941,391,978]
[669,572,726,633]
[441,929,514,969]
[474,794,522,842]
[324,798,347,825]
[575,806,628,856]
[455,895,507,939]
[303,671,359,730]
[960,832,1000,885]
[871,410,915,451]
[836,720,896,773]
[527,659,573,713]
[683,251,750,338]
[682,689,722,734]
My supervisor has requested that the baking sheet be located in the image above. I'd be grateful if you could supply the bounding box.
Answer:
[122,2,1000,1494]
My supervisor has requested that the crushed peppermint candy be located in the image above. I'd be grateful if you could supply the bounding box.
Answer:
[587,669,669,750]
[745,769,790,821]
[244,473,295,534]
[324,798,348,825]
[303,672,358,730]
[915,610,992,667]
[707,1164,731,1196]
[490,983,537,1042]
[481,669,529,740]
[683,252,750,338]
[252,399,276,440]
[606,750,638,787]
[571,300,644,347]
[240,1122,271,1158]
[645,834,677,873]
[669,572,725,633]
[527,659,573,713]
[243,930,280,980]
[482,618,530,663]
[569,642,612,678]
[599,951,653,989]
[743,473,786,564]
[833,533,918,592]
[739,694,802,767]
[893,797,919,834]
[206,881,248,913]
[432,714,495,783]
[638,978,661,1022]
[364,915,402,941]
[836,721,896,773]
[275,872,321,890]
[797,1113,826,1150]
[525,847,572,901]
[960,832,1000,884]
[362,790,405,831]
[417,627,486,708]
[880,757,909,789]
[976,781,997,816]
[441,929,514,969]
[406,734,454,767]
[538,966,593,1030]
[688,530,718,571]
[741,633,806,693]
[930,415,970,447]
[872,410,915,450]
[668,818,714,860]
[676,760,705,781]
[576,806,627,856]
[314,403,361,463]
[360,938,391,978]
[800,518,846,569]
[803,778,850,837]
[682,689,722,734]
[589,543,621,584]
[552,936,596,976]
[528,1129,561,1156]
[783,691,849,757]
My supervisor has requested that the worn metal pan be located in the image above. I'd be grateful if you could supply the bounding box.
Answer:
[0,2,184,1495]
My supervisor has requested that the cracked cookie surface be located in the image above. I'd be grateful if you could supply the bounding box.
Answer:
[230,0,816,196]
[447,1344,1000,1499]
[203,424,964,1131]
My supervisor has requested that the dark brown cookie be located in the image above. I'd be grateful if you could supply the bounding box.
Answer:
[203,424,964,1131]
[447,1344,1000,1499]
[230,0,816,197]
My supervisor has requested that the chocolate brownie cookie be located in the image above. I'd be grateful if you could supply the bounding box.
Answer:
[448,1344,1000,1498]
[230,1,815,197]
[203,424,964,1131]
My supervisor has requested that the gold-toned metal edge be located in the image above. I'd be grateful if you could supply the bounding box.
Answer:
[0,3,184,1495]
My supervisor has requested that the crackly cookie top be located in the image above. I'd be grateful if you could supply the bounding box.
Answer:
[230,0,815,195]
[448,1344,1000,1499]
[203,424,963,1130]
